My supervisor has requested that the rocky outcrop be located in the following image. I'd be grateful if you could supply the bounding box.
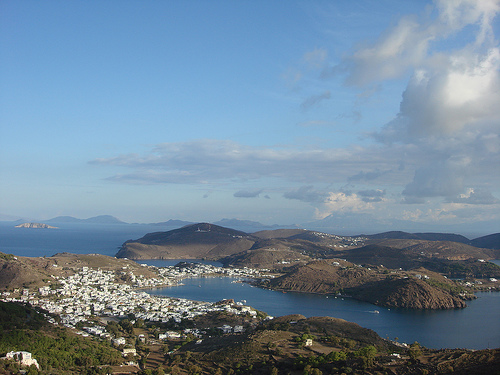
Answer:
[14,222,58,229]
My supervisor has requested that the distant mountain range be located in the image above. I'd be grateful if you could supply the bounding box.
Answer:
[1,214,499,246]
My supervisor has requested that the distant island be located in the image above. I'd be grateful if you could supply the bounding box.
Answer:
[14,222,58,229]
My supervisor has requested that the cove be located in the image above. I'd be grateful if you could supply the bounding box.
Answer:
[144,275,500,350]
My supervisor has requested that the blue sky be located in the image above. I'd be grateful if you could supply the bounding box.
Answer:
[1,0,499,235]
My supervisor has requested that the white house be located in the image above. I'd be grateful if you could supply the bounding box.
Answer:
[122,348,137,357]
[113,337,126,346]
[5,351,40,369]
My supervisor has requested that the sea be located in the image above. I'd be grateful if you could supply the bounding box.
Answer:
[1,221,499,350]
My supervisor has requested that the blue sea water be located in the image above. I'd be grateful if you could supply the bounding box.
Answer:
[0,221,163,257]
[1,222,499,350]
[144,275,500,350]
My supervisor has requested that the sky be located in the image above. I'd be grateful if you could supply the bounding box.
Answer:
[1,0,499,235]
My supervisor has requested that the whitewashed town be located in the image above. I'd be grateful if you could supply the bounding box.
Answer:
[1,262,272,337]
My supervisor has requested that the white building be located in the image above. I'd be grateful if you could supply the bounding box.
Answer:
[4,351,40,369]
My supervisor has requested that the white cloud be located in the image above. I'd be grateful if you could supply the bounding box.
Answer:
[331,0,500,88]
[436,0,500,44]
[90,139,381,185]
[387,47,500,139]
[315,191,374,219]
[341,15,433,86]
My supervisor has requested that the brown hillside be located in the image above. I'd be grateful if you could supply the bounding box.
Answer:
[367,239,498,259]
[266,260,383,294]
[264,260,471,309]
[116,223,257,260]
[351,277,468,309]
[0,252,156,291]
[220,248,311,269]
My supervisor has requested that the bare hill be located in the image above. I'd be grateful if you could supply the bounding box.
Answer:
[263,260,473,309]
[116,223,258,260]
[471,233,500,249]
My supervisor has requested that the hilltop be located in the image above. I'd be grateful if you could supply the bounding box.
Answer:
[117,223,258,260]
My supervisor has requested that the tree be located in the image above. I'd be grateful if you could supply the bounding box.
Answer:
[119,319,134,334]
[106,321,120,336]
[408,342,422,361]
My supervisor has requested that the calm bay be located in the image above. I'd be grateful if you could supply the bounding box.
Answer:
[142,267,500,350]
[1,222,499,350]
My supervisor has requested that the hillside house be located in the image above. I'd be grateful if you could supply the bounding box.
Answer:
[4,351,40,369]
[122,348,137,357]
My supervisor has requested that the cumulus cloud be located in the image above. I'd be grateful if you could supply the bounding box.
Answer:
[315,191,374,219]
[233,189,263,198]
[283,186,378,220]
[327,0,500,88]
[353,0,500,212]
[376,48,500,141]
